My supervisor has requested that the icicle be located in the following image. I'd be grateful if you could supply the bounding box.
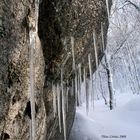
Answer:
[84,68,89,115]
[88,54,94,109]
[75,70,78,106]
[29,40,36,140]
[29,120,32,140]
[66,86,69,112]
[71,37,76,70]
[71,80,74,97]
[63,52,71,66]
[52,83,57,118]
[101,23,105,52]
[65,80,69,112]
[56,83,62,133]
[93,32,98,68]
[78,63,82,105]
[93,31,98,104]
[105,0,110,21]
[87,80,90,115]
[101,22,105,51]
[76,63,82,106]
[61,68,67,140]
[77,70,80,106]
[28,1,40,139]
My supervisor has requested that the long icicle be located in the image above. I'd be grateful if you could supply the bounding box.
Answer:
[66,85,69,112]
[57,83,62,133]
[93,32,98,68]
[93,31,99,102]
[106,0,110,21]
[77,69,80,106]
[71,37,76,70]
[71,79,74,97]
[84,68,89,115]
[101,22,105,51]
[75,70,78,106]
[61,68,66,140]
[87,80,90,115]
[29,33,36,140]
[88,54,94,110]
[78,63,82,105]
[52,83,57,118]
[29,0,40,139]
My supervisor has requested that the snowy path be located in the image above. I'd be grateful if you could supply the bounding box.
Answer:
[69,94,140,140]
[69,112,100,140]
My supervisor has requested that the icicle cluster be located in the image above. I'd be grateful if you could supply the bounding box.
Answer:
[49,19,112,139]
[50,43,79,140]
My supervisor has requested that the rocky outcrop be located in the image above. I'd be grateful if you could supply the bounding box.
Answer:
[0,1,46,139]
[0,0,111,140]
[38,0,111,139]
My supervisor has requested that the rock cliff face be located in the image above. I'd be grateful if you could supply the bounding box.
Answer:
[0,0,111,140]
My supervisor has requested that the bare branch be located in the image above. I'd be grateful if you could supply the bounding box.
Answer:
[125,0,140,12]
[101,60,108,70]
[111,29,134,58]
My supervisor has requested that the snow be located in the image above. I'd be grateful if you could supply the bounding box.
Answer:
[69,93,140,140]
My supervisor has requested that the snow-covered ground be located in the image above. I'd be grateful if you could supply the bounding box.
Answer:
[69,93,140,140]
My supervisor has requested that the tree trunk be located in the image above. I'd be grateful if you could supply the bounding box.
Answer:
[105,53,114,110]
